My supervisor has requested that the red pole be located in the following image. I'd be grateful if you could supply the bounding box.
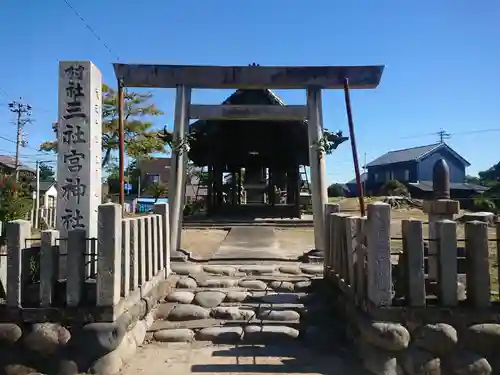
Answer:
[118,80,125,211]
[343,77,366,217]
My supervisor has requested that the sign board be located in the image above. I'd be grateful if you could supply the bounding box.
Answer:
[56,61,102,246]
[124,183,132,191]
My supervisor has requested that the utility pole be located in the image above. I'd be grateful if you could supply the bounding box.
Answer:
[437,129,451,144]
[8,100,32,181]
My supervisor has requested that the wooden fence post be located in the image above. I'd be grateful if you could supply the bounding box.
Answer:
[402,219,425,307]
[366,202,392,307]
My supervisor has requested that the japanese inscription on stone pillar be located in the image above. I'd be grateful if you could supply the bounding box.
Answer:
[57,61,102,245]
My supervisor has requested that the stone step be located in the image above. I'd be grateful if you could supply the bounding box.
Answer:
[164,289,311,307]
[170,263,323,277]
[149,318,301,332]
[150,324,301,344]
[156,301,308,321]
[174,276,317,291]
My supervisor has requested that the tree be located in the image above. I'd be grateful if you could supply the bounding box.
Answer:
[380,180,409,197]
[105,159,141,195]
[0,174,32,233]
[327,183,345,197]
[39,84,168,167]
[146,181,168,203]
[478,161,500,183]
[39,162,55,182]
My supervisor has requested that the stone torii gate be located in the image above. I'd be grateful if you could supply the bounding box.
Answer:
[113,64,385,254]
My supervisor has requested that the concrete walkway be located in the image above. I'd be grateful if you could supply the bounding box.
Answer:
[120,342,370,375]
[211,226,313,260]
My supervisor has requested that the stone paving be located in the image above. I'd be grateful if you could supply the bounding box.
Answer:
[120,341,370,375]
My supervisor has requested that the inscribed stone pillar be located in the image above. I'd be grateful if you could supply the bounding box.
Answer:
[57,61,102,263]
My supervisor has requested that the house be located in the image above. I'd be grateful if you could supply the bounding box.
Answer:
[30,181,57,208]
[0,155,35,179]
[346,143,487,199]
[138,157,207,202]
[343,173,368,197]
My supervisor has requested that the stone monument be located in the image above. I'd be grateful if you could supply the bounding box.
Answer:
[57,61,102,264]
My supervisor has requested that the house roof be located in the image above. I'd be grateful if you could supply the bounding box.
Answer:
[409,181,489,192]
[346,172,368,185]
[30,181,56,192]
[0,155,35,173]
[365,143,471,168]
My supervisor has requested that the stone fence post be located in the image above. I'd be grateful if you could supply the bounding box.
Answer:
[97,203,122,307]
[154,203,170,274]
[6,220,31,307]
[366,202,392,306]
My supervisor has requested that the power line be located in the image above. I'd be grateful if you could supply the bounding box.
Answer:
[61,0,121,61]
[401,128,500,141]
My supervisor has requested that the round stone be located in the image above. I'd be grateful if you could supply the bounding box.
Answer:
[300,264,323,275]
[166,291,195,304]
[171,263,202,275]
[238,280,268,290]
[198,278,238,288]
[211,307,256,320]
[203,265,237,276]
[463,323,500,358]
[196,327,244,343]
[225,291,249,302]
[294,280,312,291]
[23,323,71,356]
[154,329,194,342]
[447,350,491,375]
[360,321,410,351]
[194,291,226,308]
[257,309,300,321]
[400,346,441,375]
[239,265,276,275]
[176,277,197,289]
[243,325,299,343]
[413,323,458,357]
[278,265,301,275]
[0,324,22,345]
[167,304,210,321]
[358,342,399,375]
[268,281,295,291]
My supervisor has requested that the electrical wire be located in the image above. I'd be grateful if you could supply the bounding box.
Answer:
[61,0,121,61]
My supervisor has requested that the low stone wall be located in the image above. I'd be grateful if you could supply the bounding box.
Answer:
[0,278,175,375]
[331,290,500,375]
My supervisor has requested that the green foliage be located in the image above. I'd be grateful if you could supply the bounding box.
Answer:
[327,183,345,197]
[39,162,55,182]
[39,84,168,167]
[472,196,498,213]
[106,159,141,195]
[146,181,168,202]
[478,161,500,182]
[380,180,409,197]
[0,174,32,224]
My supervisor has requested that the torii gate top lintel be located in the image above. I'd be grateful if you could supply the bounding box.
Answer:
[113,63,384,89]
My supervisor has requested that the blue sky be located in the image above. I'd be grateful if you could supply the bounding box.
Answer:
[0,0,499,183]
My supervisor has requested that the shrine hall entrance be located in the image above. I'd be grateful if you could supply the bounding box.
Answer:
[187,89,307,219]
[113,63,384,252]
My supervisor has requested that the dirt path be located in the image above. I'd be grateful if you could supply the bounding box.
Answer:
[120,342,369,375]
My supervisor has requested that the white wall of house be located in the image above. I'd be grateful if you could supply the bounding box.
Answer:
[43,185,57,208]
